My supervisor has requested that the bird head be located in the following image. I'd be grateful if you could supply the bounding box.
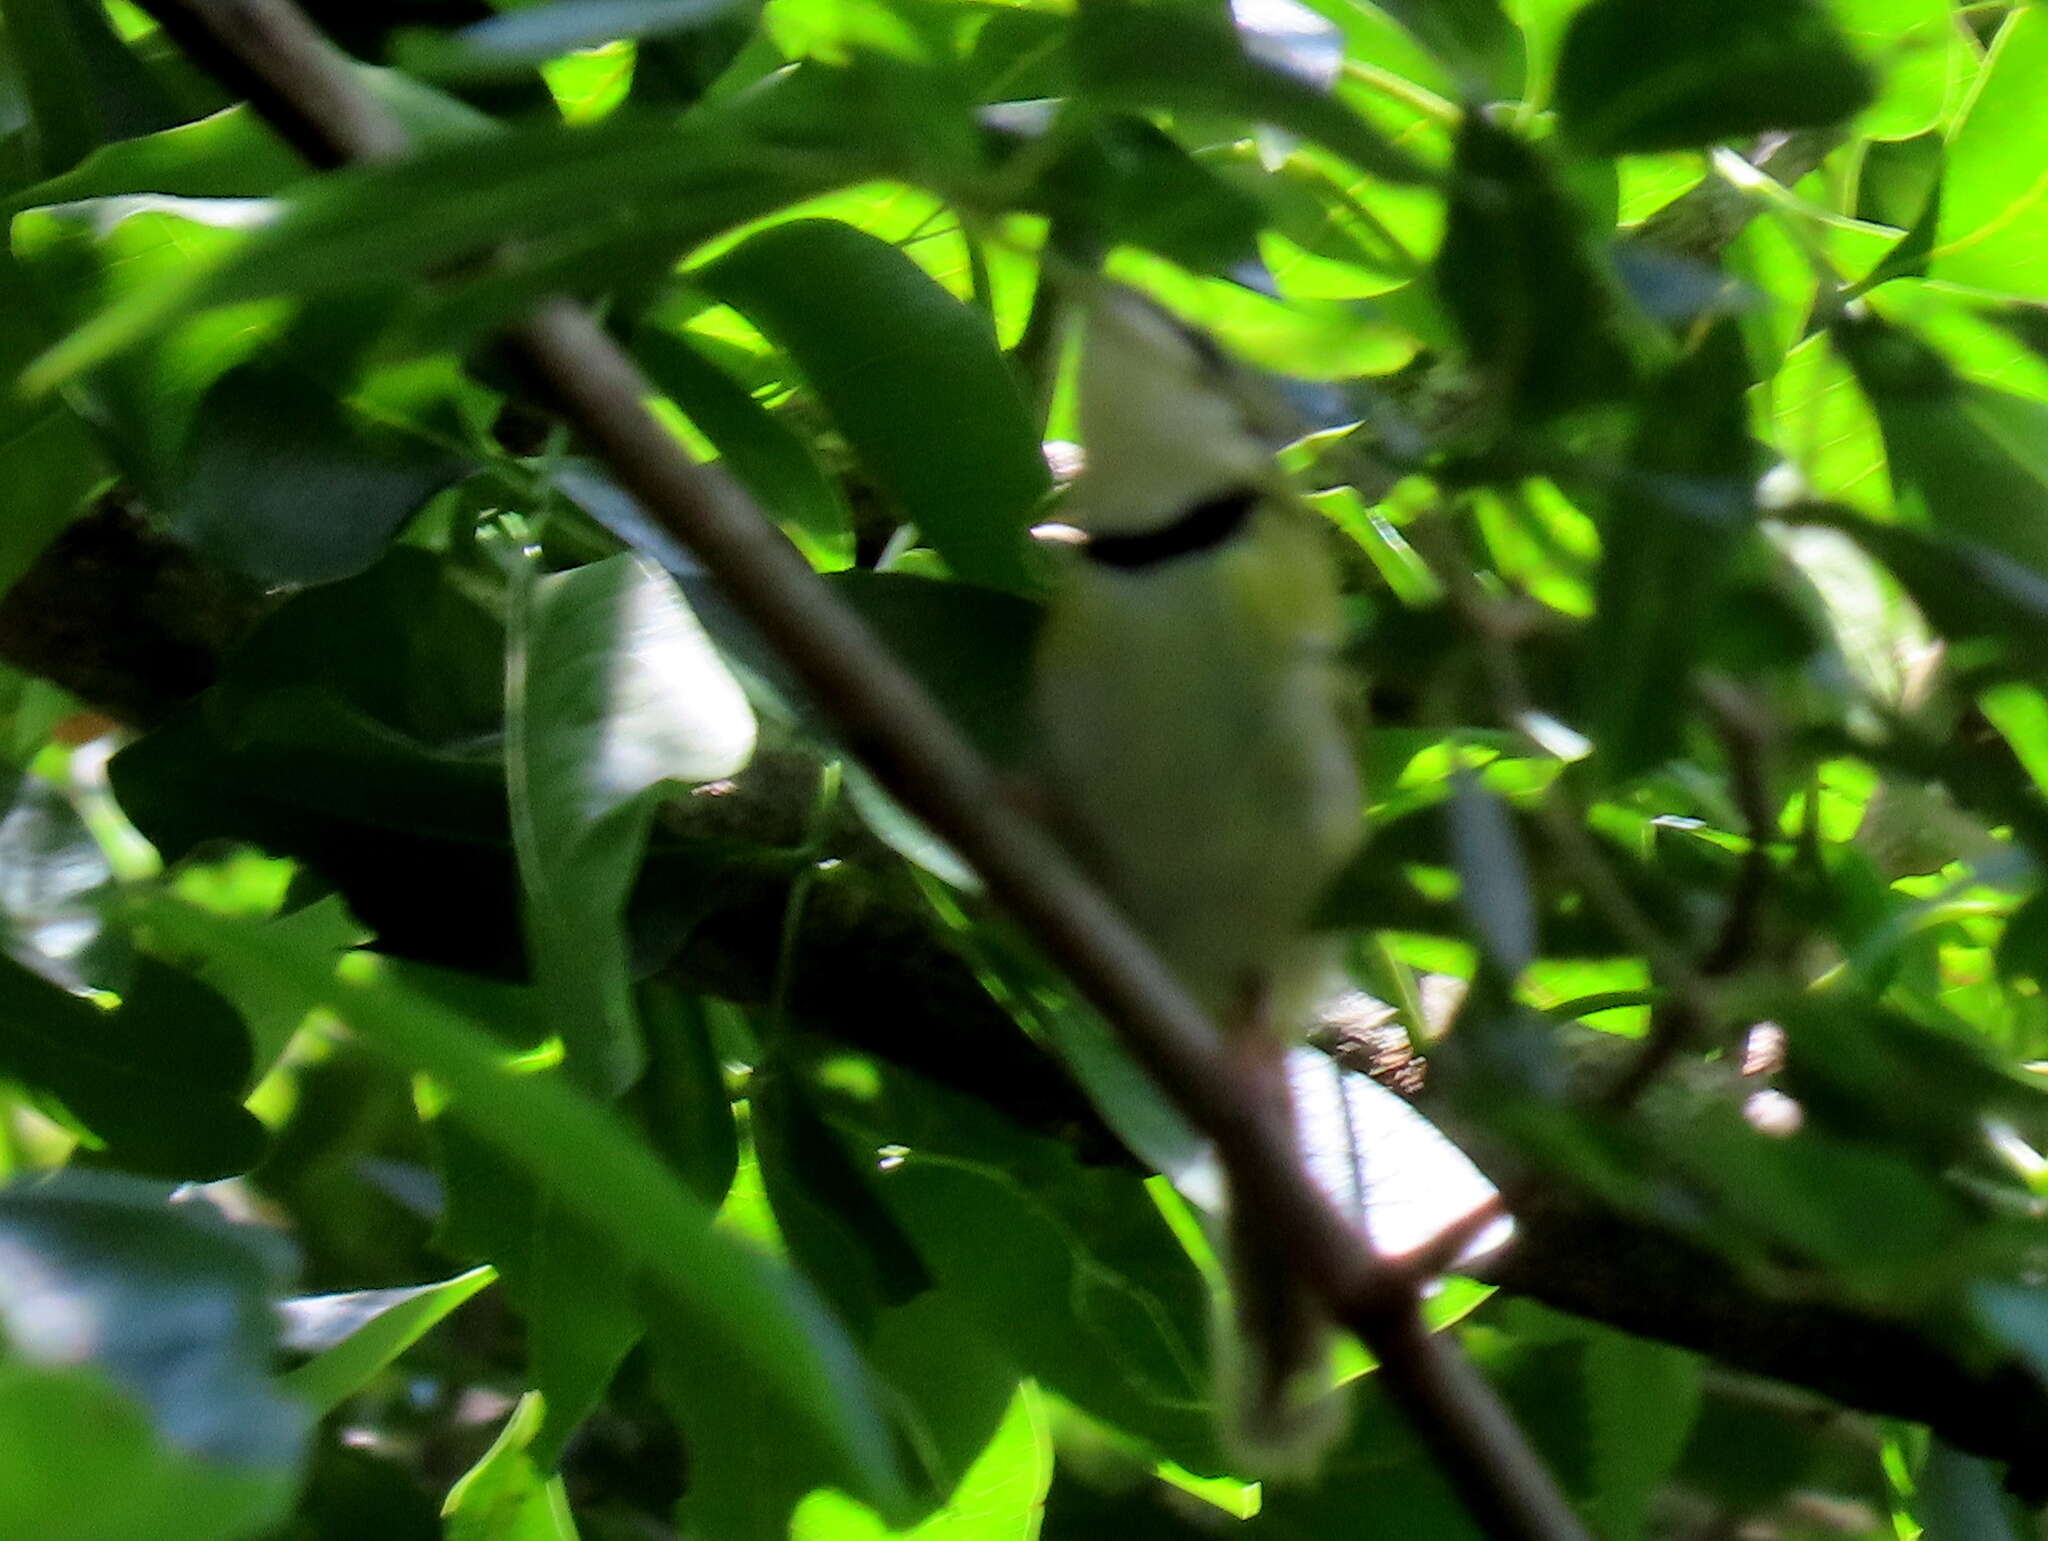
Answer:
[1067,284,1294,535]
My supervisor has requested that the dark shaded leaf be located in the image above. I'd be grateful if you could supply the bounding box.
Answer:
[0,953,265,1179]
[402,0,746,79]
[700,219,1049,593]
[1910,1433,2032,1541]
[1020,111,1267,274]
[1777,992,2048,1170]
[1435,115,1638,418]
[813,1052,1225,1472]
[1555,0,1872,156]
[0,0,181,178]
[175,364,468,585]
[109,550,518,975]
[1587,320,1759,778]
[1070,0,1427,185]
[0,1174,297,1457]
[1369,0,1523,97]
[436,1125,642,1467]
[633,324,853,570]
[823,570,1042,767]
[1833,311,2048,573]
[751,1054,931,1332]
[1448,769,1535,976]
[630,981,739,1207]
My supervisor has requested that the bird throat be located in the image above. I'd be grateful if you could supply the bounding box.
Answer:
[1083,487,1260,570]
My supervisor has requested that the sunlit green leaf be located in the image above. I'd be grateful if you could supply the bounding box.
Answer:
[279,1266,496,1416]
[441,1393,580,1541]
[509,551,757,1090]
[1931,8,2048,301]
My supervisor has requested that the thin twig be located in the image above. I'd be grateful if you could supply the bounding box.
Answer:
[136,7,1591,1537]
[1403,511,1725,1110]
[1408,515,1701,981]
[1600,681,1775,1110]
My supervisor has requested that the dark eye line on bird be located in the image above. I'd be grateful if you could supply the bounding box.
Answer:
[1082,486,1262,569]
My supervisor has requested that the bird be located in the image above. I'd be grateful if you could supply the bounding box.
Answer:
[1031,281,1365,1475]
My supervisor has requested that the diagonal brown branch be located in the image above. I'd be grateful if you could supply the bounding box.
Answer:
[131,4,1591,1535]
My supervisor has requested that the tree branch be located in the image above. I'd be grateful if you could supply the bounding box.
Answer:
[140,3,1591,1535]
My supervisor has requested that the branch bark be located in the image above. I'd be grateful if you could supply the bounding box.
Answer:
[133,3,1591,1536]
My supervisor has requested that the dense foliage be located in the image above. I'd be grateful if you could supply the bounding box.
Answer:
[3,0,2048,1536]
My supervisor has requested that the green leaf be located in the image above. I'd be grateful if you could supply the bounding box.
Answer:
[824,571,1042,767]
[1070,0,1427,186]
[0,1363,300,1541]
[1910,1435,2032,1541]
[791,1384,1052,1541]
[1448,770,1536,976]
[0,0,179,178]
[509,551,756,1090]
[631,980,740,1207]
[1255,1372,1487,1538]
[141,899,910,1519]
[436,1124,643,1470]
[0,246,106,598]
[1587,319,1759,779]
[0,389,104,601]
[279,1266,497,1416]
[1554,0,1872,155]
[12,195,286,498]
[817,1057,1224,1472]
[174,363,469,585]
[0,1174,304,1541]
[1,105,304,217]
[403,0,744,79]
[1579,1327,1701,1541]
[21,115,853,393]
[1833,311,2048,574]
[1826,0,1976,143]
[1764,329,1891,512]
[699,220,1049,593]
[0,953,266,1179]
[634,324,853,570]
[1369,0,1523,98]
[861,1290,1024,1513]
[1036,998,1213,1208]
[1930,7,2048,302]
[441,1393,581,1541]
[1655,1102,1966,1294]
[1435,114,1638,418]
